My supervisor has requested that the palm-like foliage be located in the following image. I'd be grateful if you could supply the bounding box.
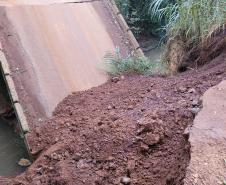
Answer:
[115,0,173,37]
[116,0,226,44]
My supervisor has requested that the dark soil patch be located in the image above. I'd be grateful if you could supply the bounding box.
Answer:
[1,52,226,185]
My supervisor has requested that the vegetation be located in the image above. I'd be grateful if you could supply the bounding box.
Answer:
[105,52,163,75]
[114,0,174,37]
[150,0,226,44]
[114,0,226,73]
[116,0,226,44]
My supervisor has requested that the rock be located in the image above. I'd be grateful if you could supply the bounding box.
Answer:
[50,152,60,160]
[97,121,104,126]
[120,75,125,80]
[110,114,119,122]
[107,105,112,110]
[188,88,196,93]
[183,127,190,140]
[65,122,70,127]
[109,162,117,170]
[192,99,199,107]
[178,86,187,93]
[64,151,70,158]
[140,143,149,153]
[96,170,106,177]
[141,108,146,112]
[111,77,120,83]
[18,158,31,167]
[121,177,131,184]
[178,100,188,107]
[107,156,115,161]
[127,105,134,110]
[192,98,202,107]
[137,127,145,135]
[77,159,89,169]
[73,153,81,161]
[127,160,136,171]
[190,107,200,115]
[143,133,161,146]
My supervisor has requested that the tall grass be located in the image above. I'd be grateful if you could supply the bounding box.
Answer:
[115,0,226,44]
[104,52,163,75]
[114,0,174,37]
[150,0,226,44]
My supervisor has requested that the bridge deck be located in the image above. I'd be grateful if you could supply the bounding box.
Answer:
[0,0,131,130]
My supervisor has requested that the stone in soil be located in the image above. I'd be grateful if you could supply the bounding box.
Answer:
[18,158,31,167]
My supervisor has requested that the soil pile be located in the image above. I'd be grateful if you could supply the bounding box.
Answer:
[0,53,226,185]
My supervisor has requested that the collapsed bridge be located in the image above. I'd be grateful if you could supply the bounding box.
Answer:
[0,0,142,170]
[0,0,141,129]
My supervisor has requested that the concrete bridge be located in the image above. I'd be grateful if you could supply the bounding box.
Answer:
[0,0,142,136]
[0,0,144,162]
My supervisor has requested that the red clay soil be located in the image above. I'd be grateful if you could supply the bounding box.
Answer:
[0,53,226,185]
[181,26,226,69]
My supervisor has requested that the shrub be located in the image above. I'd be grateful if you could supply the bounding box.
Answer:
[116,0,226,44]
[114,0,174,38]
[104,52,164,75]
[150,0,226,44]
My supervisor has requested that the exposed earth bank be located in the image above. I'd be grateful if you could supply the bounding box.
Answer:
[0,53,226,185]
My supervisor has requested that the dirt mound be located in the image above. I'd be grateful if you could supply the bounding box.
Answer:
[0,52,226,185]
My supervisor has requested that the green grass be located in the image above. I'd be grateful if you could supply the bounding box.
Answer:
[115,0,226,45]
[150,0,226,44]
[104,52,164,76]
[114,0,226,73]
[114,0,174,37]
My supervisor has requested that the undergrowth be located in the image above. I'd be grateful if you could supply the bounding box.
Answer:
[115,0,226,72]
[116,0,226,45]
[104,52,164,76]
[114,0,174,38]
[150,0,226,45]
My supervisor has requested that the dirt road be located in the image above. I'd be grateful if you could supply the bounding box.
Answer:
[0,0,130,120]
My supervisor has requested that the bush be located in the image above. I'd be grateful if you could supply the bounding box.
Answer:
[116,0,226,44]
[114,0,174,38]
[150,0,226,44]
[104,52,164,75]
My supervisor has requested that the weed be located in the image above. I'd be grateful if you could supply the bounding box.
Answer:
[104,51,165,76]
[114,0,174,38]
[150,0,226,44]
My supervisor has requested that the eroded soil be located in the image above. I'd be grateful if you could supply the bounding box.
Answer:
[0,52,225,185]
